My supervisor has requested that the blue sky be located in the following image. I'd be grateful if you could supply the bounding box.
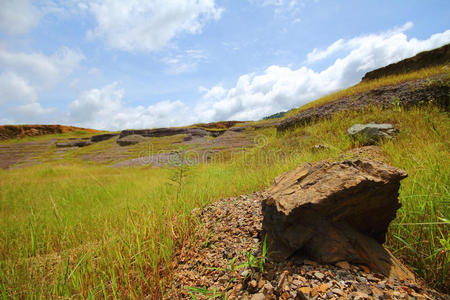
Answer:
[0,0,449,130]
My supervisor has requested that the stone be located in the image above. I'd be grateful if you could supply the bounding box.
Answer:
[335,261,351,270]
[250,293,265,300]
[347,123,397,145]
[56,140,92,147]
[116,134,144,146]
[262,159,415,281]
[90,133,119,142]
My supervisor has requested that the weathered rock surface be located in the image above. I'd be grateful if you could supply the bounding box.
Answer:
[347,123,397,145]
[262,159,412,280]
[119,127,223,139]
[116,134,145,146]
[278,74,449,131]
[90,133,119,142]
[55,140,92,147]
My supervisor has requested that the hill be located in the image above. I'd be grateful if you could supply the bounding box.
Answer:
[0,46,449,298]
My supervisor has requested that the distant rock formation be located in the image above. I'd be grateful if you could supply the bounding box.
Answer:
[362,43,450,81]
[0,125,99,141]
[262,159,414,281]
[119,127,224,139]
[278,74,449,131]
[90,133,119,142]
[117,134,145,146]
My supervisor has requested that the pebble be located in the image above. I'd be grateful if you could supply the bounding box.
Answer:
[314,271,325,280]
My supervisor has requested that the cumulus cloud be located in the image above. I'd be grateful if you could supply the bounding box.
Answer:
[0,47,84,89]
[68,83,190,130]
[0,0,40,35]
[0,47,83,124]
[197,23,450,122]
[86,0,223,52]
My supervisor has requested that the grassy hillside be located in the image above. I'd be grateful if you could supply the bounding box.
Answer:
[1,103,448,297]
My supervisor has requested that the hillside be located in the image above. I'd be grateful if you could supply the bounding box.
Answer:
[0,124,100,141]
[0,48,449,299]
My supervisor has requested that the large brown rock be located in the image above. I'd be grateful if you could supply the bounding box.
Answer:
[262,159,414,280]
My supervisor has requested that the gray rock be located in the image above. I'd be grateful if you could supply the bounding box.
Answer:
[116,134,144,146]
[56,140,92,147]
[90,133,119,142]
[347,123,397,145]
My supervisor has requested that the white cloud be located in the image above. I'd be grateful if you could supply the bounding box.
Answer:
[252,0,304,17]
[0,46,83,124]
[197,24,450,122]
[0,46,84,89]
[0,0,40,35]
[86,0,223,52]
[0,72,37,105]
[68,83,191,130]
[162,49,207,74]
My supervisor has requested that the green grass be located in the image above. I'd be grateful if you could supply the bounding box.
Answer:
[0,105,448,297]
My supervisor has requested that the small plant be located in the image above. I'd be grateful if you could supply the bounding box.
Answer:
[239,235,268,274]
[187,286,226,299]
[168,146,191,202]
[391,96,402,112]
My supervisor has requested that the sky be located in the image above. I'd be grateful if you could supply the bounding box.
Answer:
[0,0,449,130]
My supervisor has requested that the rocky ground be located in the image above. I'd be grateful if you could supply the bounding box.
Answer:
[166,193,448,299]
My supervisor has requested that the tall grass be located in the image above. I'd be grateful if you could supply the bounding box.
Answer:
[0,105,448,297]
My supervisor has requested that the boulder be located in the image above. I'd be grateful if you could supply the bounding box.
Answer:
[117,134,144,146]
[91,133,119,142]
[56,140,92,147]
[262,159,414,280]
[347,123,397,145]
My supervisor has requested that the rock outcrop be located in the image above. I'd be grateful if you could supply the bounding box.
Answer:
[117,134,145,146]
[347,123,397,145]
[56,140,92,147]
[0,125,99,140]
[119,127,223,139]
[362,43,450,81]
[262,159,414,280]
[278,74,449,132]
[90,133,119,142]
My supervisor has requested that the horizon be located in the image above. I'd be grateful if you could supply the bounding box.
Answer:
[0,0,449,130]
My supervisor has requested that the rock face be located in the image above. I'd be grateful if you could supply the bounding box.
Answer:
[55,140,92,147]
[90,133,119,142]
[278,74,449,131]
[117,134,144,146]
[119,127,223,139]
[347,123,397,145]
[362,43,450,81]
[262,159,414,280]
